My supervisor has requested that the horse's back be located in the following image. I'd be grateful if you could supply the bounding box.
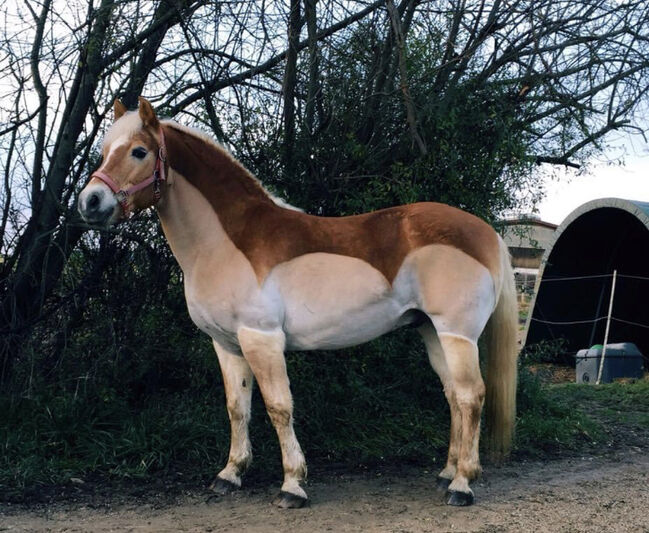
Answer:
[349,201,499,268]
[252,202,502,349]
[242,201,500,284]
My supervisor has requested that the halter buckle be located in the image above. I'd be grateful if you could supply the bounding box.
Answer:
[153,169,161,200]
[115,190,129,204]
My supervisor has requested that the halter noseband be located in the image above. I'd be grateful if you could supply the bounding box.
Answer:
[90,126,167,217]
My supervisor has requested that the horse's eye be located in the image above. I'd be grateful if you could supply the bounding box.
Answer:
[131,147,147,160]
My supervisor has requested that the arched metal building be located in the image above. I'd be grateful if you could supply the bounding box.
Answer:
[524,198,649,363]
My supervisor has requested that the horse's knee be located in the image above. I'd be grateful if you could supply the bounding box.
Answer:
[265,400,293,427]
[225,397,248,420]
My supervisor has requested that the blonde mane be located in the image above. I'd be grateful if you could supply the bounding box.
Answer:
[161,119,303,212]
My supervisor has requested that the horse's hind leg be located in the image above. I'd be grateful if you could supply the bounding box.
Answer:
[211,340,254,494]
[437,332,485,506]
[238,327,308,509]
[418,322,461,492]
[413,245,493,505]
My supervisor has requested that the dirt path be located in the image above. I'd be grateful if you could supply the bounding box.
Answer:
[2,448,648,533]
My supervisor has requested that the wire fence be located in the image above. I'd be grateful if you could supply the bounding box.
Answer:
[523,270,649,366]
[527,271,649,329]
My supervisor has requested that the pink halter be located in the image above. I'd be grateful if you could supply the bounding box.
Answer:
[90,126,167,217]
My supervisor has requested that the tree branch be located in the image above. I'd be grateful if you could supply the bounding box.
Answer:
[167,0,385,115]
[387,0,427,156]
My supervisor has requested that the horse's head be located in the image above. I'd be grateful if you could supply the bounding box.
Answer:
[78,97,167,226]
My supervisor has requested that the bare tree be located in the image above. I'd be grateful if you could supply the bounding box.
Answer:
[0,0,204,383]
[419,0,649,167]
[0,0,389,385]
[0,0,647,387]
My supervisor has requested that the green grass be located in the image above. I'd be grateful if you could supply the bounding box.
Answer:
[514,368,604,456]
[0,393,232,497]
[515,376,649,459]
[0,389,448,501]
[547,379,649,433]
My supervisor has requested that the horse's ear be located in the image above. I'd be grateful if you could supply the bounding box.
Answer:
[138,97,159,129]
[114,99,127,121]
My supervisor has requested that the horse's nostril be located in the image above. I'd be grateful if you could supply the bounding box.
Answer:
[88,192,100,209]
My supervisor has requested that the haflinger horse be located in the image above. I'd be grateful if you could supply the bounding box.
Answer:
[78,97,518,509]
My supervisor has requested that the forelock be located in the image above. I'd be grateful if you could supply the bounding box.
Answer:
[104,111,143,149]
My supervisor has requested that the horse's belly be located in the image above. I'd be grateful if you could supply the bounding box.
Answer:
[265,253,414,350]
[284,300,405,350]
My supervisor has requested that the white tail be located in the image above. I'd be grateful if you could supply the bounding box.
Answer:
[484,237,519,459]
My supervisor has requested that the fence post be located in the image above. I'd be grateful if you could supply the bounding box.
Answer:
[596,269,617,385]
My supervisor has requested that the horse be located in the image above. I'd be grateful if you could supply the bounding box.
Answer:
[78,97,518,509]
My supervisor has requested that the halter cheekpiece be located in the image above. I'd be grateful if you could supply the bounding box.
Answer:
[90,126,167,217]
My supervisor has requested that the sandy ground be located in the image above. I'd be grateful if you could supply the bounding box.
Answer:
[2,447,648,533]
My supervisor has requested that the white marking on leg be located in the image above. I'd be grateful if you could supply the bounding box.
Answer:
[419,322,459,482]
[281,478,308,499]
[448,476,473,495]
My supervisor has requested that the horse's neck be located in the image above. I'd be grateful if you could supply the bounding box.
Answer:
[162,124,274,221]
[156,170,230,274]
[156,125,274,274]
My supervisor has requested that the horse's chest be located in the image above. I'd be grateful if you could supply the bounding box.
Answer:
[185,294,241,352]
[182,271,281,353]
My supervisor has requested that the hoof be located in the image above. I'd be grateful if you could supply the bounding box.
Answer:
[273,490,309,509]
[446,489,475,507]
[209,477,239,496]
[435,476,452,493]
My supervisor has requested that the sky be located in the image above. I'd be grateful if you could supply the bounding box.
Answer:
[536,132,649,225]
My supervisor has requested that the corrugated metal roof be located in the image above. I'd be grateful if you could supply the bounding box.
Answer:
[550,198,649,235]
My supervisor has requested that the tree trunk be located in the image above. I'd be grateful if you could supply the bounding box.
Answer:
[282,0,303,174]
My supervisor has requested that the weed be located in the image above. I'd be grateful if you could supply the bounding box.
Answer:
[514,367,603,456]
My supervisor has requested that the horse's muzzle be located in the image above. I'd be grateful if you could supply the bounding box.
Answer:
[78,183,120,226]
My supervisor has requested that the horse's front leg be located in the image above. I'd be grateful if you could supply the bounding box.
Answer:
[211,340,254,494]
[238,326,308,508]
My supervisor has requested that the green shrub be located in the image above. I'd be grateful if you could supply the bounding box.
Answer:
[520,339,570,365]
[1,330,614,498]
